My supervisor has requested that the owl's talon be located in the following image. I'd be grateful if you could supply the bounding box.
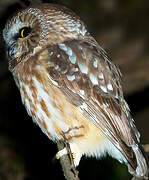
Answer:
[72,152,75,160]
[56,148,67,159]
[56,144,81,167]
[63,125,84,138]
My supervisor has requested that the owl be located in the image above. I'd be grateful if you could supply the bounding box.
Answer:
[3,3,148,179]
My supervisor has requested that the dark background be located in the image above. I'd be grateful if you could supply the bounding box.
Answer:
[0,0,149,180]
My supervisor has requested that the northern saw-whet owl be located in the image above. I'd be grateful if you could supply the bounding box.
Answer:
[3,3,148,179]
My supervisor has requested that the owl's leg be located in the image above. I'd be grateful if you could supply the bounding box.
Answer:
[62,125,84,139]
[56,126,84,166]
[56,142,81,167]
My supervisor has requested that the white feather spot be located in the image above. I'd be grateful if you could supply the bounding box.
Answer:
[80,90,85,95]
[80,25,87,36]
[50,79,58,87]
[55,65,59,70]
[89,74,98,85]
[57,54,60,58]
[67,47,73,56]
[103,103,109,108]
[74,68,78,72]
[92,114,97,120]
[66,75,75,81]
[24,85,34,103]
[107,83,113,91]
[82,51,87,59]
[32,76,64,137]
[51,79,59,86]
[33,46,42,54]
[99,73,104,79]
[93,59,98,68]
[27,76,31,81]
[78,63,88,74]
[35,65,41,71]
[100,85,108,93]
[21,76,72,141]
[69,54,76,64]
[46,73,59,87]
[59,44,74,60]
[24,98,31,114]
[50,51,54,56]
[79,46,83,51]
[36,103,44,122]
[79,102,88,110]
[115,95,119,99]
[46,74,59,86]
[59,43,67,52]
[32,77,47,101]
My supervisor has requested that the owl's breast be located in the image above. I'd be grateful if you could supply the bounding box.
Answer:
[14,49,104,147]
[18,73,67,141]
[16,66,94,143]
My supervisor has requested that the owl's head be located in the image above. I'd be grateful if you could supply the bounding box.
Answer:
[3,3,87,64]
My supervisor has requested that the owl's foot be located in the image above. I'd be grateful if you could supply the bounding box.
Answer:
[56,142,81,167]
[62,125,84,140]
[64,125,84,135]
[56,127,83,166]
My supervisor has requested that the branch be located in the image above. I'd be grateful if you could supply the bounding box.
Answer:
[57,141,80,180]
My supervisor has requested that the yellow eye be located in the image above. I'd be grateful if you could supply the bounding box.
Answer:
[19,27,31,38]
[20,29,25,38]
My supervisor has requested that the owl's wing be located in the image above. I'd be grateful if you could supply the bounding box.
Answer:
[46,39,146,175]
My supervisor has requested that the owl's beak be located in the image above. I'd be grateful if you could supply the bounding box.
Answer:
[7,42,18,58]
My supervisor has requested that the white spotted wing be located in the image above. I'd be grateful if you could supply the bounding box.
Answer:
[46,39,147,175]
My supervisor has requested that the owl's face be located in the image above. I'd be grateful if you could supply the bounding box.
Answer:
[3,4,87,68]
[3,12,41,62]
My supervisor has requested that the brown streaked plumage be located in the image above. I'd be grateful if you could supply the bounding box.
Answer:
[3,3,148,179]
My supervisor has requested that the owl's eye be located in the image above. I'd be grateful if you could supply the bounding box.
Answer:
[19,27,31,38]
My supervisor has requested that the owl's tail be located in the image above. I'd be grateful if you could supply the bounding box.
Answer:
[127,143,148,179]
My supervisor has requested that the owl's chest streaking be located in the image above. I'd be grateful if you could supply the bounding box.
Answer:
[13,49,106,148]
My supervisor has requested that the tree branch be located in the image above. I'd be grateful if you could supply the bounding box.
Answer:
[57,141,80,180]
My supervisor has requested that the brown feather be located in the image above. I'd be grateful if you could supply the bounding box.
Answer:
[46,39,147,176]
